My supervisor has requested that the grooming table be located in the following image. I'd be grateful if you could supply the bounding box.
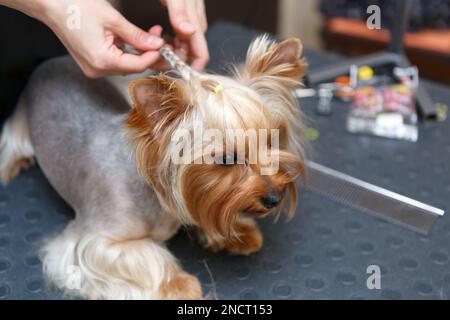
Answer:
[1,21,450,299]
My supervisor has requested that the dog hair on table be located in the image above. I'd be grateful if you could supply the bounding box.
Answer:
[0,36,307,299]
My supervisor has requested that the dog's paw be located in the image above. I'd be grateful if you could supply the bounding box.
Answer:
[223,223,263,255]
[158,273,203,300]
[204,220,263,256]
[0,157,34,184]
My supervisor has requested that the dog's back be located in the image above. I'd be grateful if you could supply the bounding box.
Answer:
[28,57,131,206]
[0,56,157,217]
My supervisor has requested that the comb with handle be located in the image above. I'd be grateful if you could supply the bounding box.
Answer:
[306,161,444,234]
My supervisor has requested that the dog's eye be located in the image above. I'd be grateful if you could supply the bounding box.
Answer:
[217,153,237,165]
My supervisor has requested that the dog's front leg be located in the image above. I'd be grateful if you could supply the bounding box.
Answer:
[199,217,263,256]
[41,221,203,300]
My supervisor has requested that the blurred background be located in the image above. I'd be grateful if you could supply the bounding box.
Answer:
[1,0,449,122]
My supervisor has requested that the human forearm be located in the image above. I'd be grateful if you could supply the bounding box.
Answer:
[0,0,209,76]
[0,0,49,20]
[0,0,165,77]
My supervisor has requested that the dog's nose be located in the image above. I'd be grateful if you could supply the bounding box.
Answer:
[261,191,282,209]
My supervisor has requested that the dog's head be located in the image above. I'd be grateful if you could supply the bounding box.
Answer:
[126,36,308,241]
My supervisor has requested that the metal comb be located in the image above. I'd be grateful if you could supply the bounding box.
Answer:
[306,161,444,234]
[159,46,199,81]
[124,44,197,81]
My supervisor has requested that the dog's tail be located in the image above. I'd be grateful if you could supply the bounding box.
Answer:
[0,94,35,184]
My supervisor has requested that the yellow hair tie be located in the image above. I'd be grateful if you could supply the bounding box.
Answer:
[213,84,224,95]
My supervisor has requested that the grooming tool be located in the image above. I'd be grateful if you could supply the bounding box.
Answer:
[346,85,418,142]
[159,46,199,81]
[306,161,444,234]
[305,1,439,121]
[124,44,198,81]
[317,85,334,115]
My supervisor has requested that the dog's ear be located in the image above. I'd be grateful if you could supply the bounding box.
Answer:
[243,36,307,80]
[127,76,189,136]
[126,76,190,196]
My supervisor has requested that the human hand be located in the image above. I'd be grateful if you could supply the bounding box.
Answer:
[161,0,209,70]
[40,0,165,78]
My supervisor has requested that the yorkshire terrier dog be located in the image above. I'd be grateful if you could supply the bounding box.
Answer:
[0,36,307,299]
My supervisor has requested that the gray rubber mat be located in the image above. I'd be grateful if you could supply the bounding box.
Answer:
[1,21,450,299]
